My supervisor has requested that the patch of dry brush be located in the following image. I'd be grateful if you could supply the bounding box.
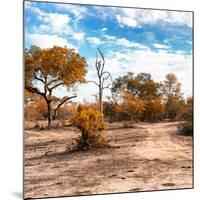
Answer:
[70,109,110,150]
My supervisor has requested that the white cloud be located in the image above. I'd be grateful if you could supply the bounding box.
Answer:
[116,14,138,28]
[41,13,70,32]
[55,4,87,18]
[104,35,148,49]
[93,6,113,20]
[186,40,192,45]
[26,4,87,45]
[75,48,192,102]
[77,47,192,101]
[25,3,43,16]
[101,27,108,32]
[104,35,117,40]
[116,8,192,28]
[55,4,88,30]
[27,33,77,50]
[153,43,170,49]
[87,37,103,46]
[26,4,72,34]
[73,32,85,42]
[116,38,147,49]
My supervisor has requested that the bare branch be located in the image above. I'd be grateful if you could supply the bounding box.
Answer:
[87,80,99,87]
[52,95,77,119]
[103,83,111,90]
[102,71,113,81]
[34,73,45,84]
[93,48,112,114]
[25,86,45,97]
[50,81,64,90]
[35,68,47,81]
[97,48,105,75]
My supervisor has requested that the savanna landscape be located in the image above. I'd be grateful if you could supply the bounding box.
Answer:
[24,1,193,199]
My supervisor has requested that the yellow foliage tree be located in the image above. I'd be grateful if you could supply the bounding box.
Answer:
[25,46,87,128]
[123,92,144,122]
[143,98,164,122]
[26,96,48,120]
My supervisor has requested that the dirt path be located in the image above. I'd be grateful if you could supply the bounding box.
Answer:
[24,122,193,199]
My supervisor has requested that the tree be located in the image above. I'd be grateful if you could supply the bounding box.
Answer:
[103,100,116,123]
[24,91,36,119]
[163,73,183,120]
[89,49,112,114]
[25,46,87,128]
[184,96,193,120]
[123,92,144,122]
[112,72,166,122]
[178,96,193,136]
[163,73,179,96]
[112,72,134,97]
[26,96,48,120]
[112,72,162,100]
[143,98,164,122]
[51,95,76,120]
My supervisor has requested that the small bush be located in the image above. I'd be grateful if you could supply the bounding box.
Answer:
[70,109,110,150]
[123,122,136,129]
[178,121,193,136]
[33,121,45,130]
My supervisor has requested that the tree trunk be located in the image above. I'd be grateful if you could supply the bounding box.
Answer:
[52,108,58,120]
[99,86,103,114]
[47,100,51,129]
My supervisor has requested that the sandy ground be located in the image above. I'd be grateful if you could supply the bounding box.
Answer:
[24,121,193,199]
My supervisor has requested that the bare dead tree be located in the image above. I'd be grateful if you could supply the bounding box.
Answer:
[89,49,112,114]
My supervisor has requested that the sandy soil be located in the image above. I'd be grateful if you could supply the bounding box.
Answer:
[24,121,193,199]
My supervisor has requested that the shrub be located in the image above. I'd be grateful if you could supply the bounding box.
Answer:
[122,122,136,129]
[70,109,110,150]
[178,121,193,136]
[33,121,45,130]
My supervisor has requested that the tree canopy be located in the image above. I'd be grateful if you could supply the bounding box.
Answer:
[25,45,87,128]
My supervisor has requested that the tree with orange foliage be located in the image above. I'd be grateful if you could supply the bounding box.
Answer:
[143,98,164,122]
[24,91,36,119]
[26,96,48,120]
[123,92,144,122]
[163,73,183,120]
[77,102,98,112]
[25,46,87,128]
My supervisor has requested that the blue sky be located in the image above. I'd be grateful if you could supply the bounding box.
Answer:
[24,1,193,102]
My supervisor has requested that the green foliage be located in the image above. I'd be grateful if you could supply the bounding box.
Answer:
[70,109,110,150]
